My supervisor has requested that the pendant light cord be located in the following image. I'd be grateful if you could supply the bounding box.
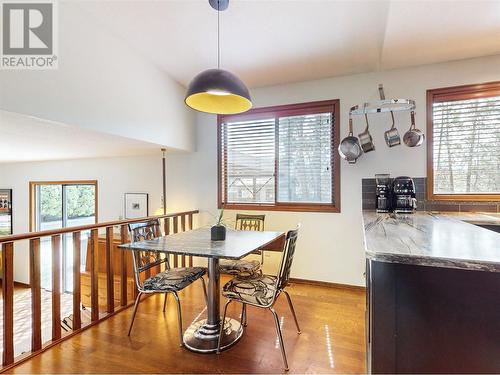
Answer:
[217,1,220,69]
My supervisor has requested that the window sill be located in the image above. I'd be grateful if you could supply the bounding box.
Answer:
[428,194,500,202]
[219,203,340,213]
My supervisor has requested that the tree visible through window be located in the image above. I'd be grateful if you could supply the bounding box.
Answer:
[218,100,340,212]
[427,82,500,199]
[31,181,97,292]
[278,113,332,203]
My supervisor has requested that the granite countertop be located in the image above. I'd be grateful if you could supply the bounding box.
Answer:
[363,211,500,272]
[438,212,500,226]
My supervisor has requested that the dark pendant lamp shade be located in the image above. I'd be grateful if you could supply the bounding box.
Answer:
[185,68,252,114]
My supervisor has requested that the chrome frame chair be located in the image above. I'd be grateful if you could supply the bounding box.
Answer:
[217,225,301,371]
[219,214,266,279]
[127,219,207,346]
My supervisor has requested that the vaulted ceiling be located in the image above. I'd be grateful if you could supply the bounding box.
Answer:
[78,0,500,88]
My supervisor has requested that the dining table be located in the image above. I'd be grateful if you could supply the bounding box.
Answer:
[119,226,285,353]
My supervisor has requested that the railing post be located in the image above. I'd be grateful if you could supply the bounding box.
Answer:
[181,215,186,231]
[30,238,42,352]
[153,224,161,274]
[105,227,115,313]
[52,234,62,341]
[90,229,99,321]
[188,213,194,267]
[2,242,14,366]
[173,216,179,233]
[164,217,170,235]
[181,215,186,267]
[164,217,171,267]
[173,216,179,267]
[120,225,128,306]
[72,232,82,330]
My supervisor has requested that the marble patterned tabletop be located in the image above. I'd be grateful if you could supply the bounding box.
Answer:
[363,211,500,272]
[119,227,285,260]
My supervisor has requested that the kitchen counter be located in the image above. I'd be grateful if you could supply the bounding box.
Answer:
[364,210,500,373]
[363,210,500,272]
[439,211,500,225]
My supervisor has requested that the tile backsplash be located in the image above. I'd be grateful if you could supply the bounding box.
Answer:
[362,177,500,212]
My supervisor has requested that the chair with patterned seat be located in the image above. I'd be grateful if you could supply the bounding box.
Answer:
[127,219,207,346]
[219,214,266,278]
[217,225,301,371]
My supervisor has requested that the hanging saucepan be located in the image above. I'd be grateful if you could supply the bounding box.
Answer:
[403,111,424,147]
[338,117,363,164]
[384,111,401,147]
[358,113,375,153]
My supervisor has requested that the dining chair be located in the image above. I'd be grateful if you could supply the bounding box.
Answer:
[219,214,266,279]
[127,219,207,346]
[217,225,301,371]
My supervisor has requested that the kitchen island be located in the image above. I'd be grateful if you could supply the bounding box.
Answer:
[363,211,500,373]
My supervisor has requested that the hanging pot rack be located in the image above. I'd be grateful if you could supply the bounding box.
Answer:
[338,84,422,164]
[349,84,416,116]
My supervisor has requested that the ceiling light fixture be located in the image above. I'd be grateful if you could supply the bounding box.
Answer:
[185,0,252,115]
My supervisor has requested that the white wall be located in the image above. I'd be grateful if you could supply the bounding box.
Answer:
[0,1,195,152]
[168,55,500,286]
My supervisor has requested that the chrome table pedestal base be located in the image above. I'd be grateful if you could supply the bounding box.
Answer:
[183,258,242,353]
[183,317,243,353]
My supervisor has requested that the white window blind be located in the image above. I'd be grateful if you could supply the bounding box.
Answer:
[278,113,332,203]
[222,118,276,204]
[432,95,500,194]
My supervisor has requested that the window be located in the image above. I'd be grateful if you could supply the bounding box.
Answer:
[30,181,97,291]
[427,82,500,200]
[218,100,340,212]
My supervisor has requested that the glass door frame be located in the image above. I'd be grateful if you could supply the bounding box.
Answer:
[29,180,98,232]
[29,180,98,292]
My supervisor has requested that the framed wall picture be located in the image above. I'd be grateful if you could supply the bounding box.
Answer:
[0,189,13,236]
[124,193,149,219]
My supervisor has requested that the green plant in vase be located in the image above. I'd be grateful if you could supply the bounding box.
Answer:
[211,208,226,241]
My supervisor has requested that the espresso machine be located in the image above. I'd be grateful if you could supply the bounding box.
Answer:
[375,174,392,213]
[392,176,417,213]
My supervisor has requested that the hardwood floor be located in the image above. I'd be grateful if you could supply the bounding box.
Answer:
[0,285,75,358]
[7,277,366,374]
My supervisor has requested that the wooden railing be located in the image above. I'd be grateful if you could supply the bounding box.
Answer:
[0,210,199,371]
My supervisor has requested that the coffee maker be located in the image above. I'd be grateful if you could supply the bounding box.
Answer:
[375,174,392,213]
[392,176,417,213]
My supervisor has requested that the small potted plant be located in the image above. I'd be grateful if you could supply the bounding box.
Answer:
[211,208,226,241]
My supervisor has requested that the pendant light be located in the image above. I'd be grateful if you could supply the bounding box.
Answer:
[185,0,252,114]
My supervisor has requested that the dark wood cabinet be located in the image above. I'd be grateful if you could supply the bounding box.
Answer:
[367,260,500,373]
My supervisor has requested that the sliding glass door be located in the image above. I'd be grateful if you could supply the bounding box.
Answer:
[33,182,97,292]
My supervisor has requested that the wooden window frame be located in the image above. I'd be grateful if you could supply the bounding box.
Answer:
[29,180,99,231]
[426,81,500,201]
[217,99,341,213]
